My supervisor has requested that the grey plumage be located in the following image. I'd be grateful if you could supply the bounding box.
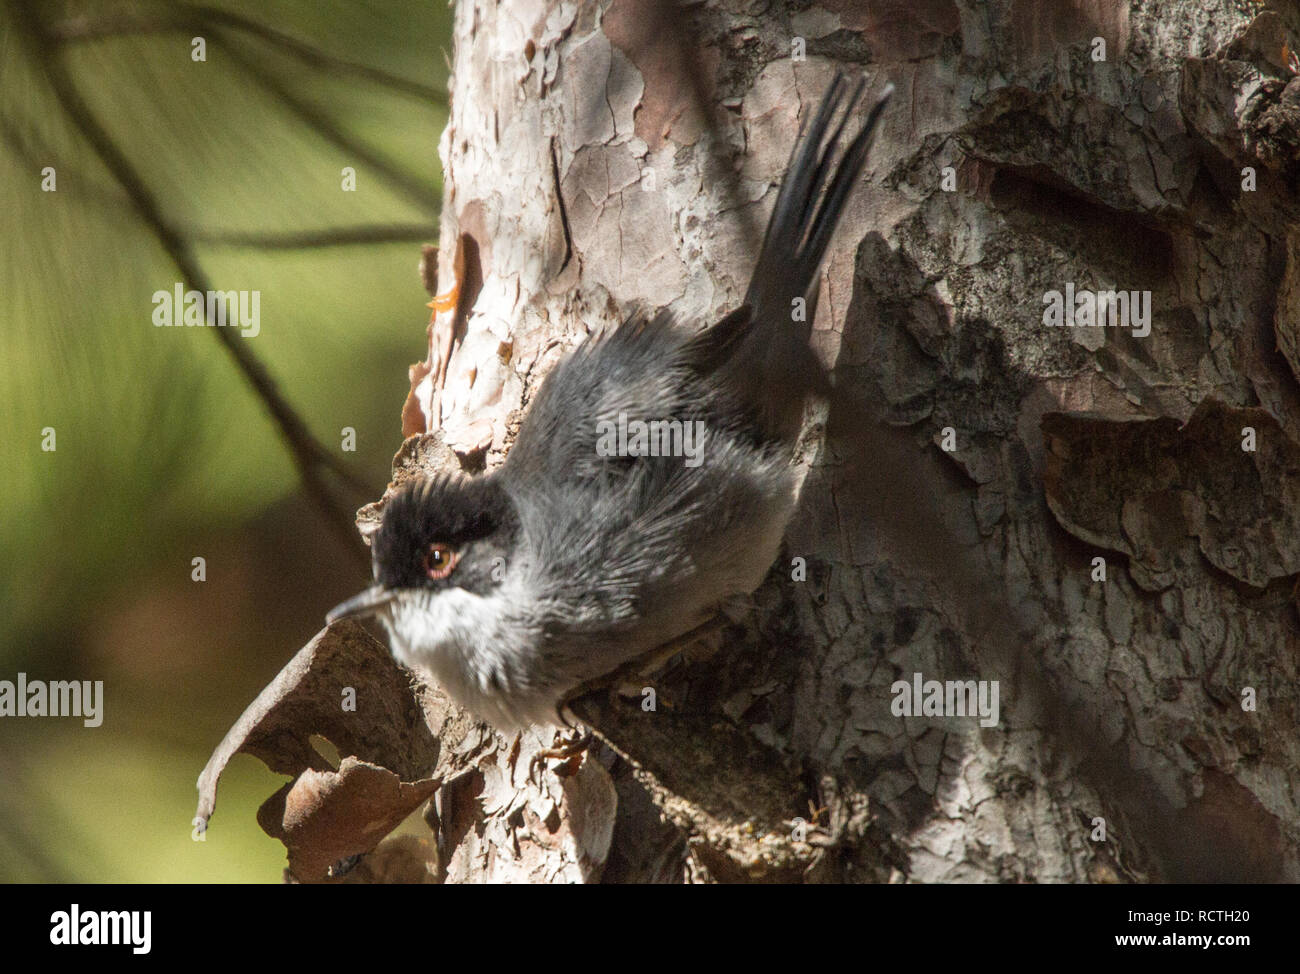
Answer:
[328,75,892,729]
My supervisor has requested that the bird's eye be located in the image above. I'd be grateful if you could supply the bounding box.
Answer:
[423,543,459,581]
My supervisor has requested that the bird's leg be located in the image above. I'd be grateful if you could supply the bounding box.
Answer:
[565,613,732,711]
[528,724,592,781]
[530,614,731,776]
[534,724,594,763]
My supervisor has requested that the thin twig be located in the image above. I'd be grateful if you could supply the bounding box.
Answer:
[13,0,372,568]
[211,30,439,215]
[44,8,178,41]
[1,116,431,254]
[0,113,128,212]
[191,224,435,250]
[49,3,448,105]
[188,4,448,104]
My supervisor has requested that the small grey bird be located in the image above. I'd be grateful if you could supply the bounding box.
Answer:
[329,75,892,731]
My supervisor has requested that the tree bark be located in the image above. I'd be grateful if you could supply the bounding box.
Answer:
[201,0,1300,883]
[411,0,1300,883]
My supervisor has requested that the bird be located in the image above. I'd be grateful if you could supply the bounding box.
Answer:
[327,74,892,733]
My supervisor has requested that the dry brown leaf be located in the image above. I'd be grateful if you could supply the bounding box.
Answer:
[194,620,461,883]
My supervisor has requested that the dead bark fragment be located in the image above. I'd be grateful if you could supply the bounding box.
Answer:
[195,621,461,882]
[258,757,440,882]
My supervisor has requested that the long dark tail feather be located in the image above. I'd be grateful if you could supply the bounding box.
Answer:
[687,73,892,440]
[748,73,892,322]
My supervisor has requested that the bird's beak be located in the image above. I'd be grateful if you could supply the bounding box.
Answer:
[326,585,397,625]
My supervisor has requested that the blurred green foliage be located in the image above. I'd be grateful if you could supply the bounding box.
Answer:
[0,0,451,881]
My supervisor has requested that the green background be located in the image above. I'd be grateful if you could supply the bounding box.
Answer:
[0,0,451,881]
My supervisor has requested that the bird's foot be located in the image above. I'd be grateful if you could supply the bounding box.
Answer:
[529,724,592,779]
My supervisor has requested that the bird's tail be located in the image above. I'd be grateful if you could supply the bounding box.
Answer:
[689,75,891,441]
[747,74,892,320]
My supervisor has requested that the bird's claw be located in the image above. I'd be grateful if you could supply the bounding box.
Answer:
[529,725,593,778]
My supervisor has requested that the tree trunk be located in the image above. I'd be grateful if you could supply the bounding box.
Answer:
[201,0,1300,883]
[414,0,1300,883]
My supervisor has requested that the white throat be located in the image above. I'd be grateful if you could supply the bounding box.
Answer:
[380,585,551,730]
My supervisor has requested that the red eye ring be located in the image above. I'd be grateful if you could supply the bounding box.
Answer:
[423,543,459,580]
